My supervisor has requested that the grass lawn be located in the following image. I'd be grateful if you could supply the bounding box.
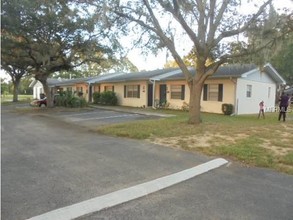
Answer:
[97,108,293,175]
[1,94,33,104]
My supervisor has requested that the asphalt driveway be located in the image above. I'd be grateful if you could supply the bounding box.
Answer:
[45,106,163,128]
[2,105,293,220]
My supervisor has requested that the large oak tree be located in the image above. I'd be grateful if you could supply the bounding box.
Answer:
[1,43,30,102]
[94,0,291,124]
[1,0,118,106]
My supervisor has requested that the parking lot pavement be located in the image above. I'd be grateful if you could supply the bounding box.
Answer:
[88,105,175,117]
[2,105,293,220]
[1,108,210,220]
[52,108,162,128]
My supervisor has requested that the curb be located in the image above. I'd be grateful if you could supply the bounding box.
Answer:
[27,158,228,220]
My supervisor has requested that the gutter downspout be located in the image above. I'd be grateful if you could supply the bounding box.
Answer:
[230,77,238,116]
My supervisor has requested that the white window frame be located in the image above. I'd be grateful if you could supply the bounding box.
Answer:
[246,85,252,98]
[126,85,139,98]
[170,85,182,100]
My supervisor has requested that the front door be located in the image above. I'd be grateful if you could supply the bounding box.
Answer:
[89,85,93,102]
[159,84,167,105]
[147,84,153,107]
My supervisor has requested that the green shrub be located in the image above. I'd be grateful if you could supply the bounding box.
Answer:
[54,91,68,107]
[79,97,87,107]
[93,92,101,104]
[54,91,87,108]
[68,96,80,108]
[96,91,118,106]
[222,103,234,115]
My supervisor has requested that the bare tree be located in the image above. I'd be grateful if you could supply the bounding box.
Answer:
[99,0,291,124]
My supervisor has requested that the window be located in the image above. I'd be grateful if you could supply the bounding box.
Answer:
[208,84,219,101]
[76,86,83,92]
[124,85,140,98]
[104,85,114,92]
[170,85,185,100]
[94,86,100,93]
[246,85,252,98]
[203,84,223,101]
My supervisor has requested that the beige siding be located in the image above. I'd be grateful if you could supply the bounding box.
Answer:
[92,85,100,93]
[153,79,235,113]
[201,79,236,114]
[156,81,186,109]
[58,84,89,101]
[96,79,236,114]
[100,81,149,107]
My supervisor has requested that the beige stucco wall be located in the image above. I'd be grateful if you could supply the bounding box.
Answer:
[92,85,100,93]
[58,83,89,101]
[155,80,186,109]
[75,83,89,101]
[154,79,236,114]
[99,81,149,107]
[56,78,237,113]
[201,79,236,114]
[57,85,76,93]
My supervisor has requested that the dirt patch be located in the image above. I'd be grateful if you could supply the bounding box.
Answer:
[261,139,287,156]
[148,133,249,149]
[149,130,292,157]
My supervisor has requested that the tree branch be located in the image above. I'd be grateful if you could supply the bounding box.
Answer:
[157,0,201,50]
[214,0,273,47]
[220,30,289,61]
[143,0,193,81]
[207,0,230,46]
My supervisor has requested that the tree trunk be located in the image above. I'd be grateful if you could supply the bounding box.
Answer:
[12,78,21,102]
[36,74,54,108]
[188,79,204,124]
[43,82,54,108]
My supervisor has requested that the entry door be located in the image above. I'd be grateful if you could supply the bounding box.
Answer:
[89,85,93,102]
[147,84,153,107]
[159,84,167,104]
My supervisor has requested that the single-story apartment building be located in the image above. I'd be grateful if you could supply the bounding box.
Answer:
[29,73,125,102]
[30,63,286,115]
[29,77,95,100]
